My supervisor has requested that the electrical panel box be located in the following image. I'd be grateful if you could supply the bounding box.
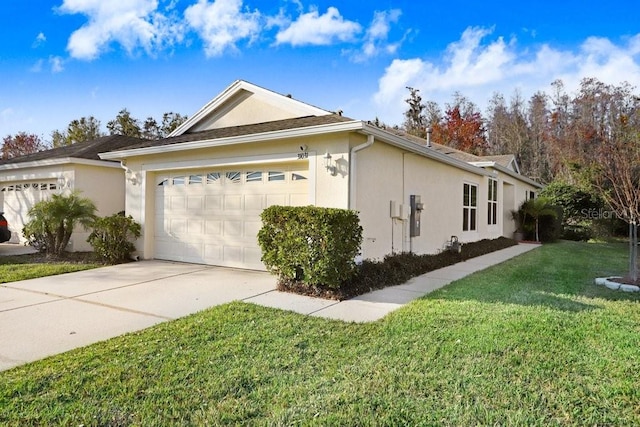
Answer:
[410,195,424,237]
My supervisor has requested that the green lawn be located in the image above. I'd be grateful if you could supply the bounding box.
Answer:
[0,254,101,284]
[1,241,639,425]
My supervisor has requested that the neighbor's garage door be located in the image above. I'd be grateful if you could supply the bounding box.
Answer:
[1,181,59,243]
[154,165,309,269]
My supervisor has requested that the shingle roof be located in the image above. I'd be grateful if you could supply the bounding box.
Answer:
[0,135,147,166]
[115,114,354,152]
[481,154,516,168]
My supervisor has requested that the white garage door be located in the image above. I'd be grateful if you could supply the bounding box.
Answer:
[154,164,309,269]
[1,181,59,243]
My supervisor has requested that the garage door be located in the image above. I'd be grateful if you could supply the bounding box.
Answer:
[1,181,59,243]
[154,164,309,269]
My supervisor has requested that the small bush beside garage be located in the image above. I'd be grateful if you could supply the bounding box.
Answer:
[258,206,363,289]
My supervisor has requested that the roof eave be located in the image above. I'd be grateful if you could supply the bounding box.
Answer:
[0,157,121,171]
[470,161,543,188]
[361,125,493,177]
[100,120,365,160]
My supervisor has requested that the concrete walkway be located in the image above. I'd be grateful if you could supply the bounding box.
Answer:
[0,243,539,371]
[245,243,540,322]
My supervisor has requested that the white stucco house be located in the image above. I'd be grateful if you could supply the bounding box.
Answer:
[0,135,145,250]
[97,80,542,270]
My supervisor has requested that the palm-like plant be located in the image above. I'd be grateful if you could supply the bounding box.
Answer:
[521,197,557,242]
[23,191,97,257]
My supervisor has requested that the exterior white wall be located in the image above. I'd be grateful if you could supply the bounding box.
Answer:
[0,164,74,244]
[500,172,540,238]
[121,134,351,259]
[70,164,125,251]
[353,139,538,261]
[192,91,321,131]
[118,131,541,264]
[0,163,124,252]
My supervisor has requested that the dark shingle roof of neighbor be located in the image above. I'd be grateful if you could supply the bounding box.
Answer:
[0,135,147,166]
[115,114,355,151]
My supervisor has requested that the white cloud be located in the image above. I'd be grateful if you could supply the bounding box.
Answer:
[33,32,47,48]
[356,9,402,60]
[275,6,361,46]
[59,0,183,60]
[373,27,640,124]
[49,56,65,73]
[184,0,260,57]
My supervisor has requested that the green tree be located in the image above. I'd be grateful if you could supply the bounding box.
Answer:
[51,116,104,147]
[142,112,187,139]
[403,86,427,138]
[23,192,97,257]
[107,109,142,137]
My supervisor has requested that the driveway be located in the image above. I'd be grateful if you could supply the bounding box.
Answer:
[0,261,277,371]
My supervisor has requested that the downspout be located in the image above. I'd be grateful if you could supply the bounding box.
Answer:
[349,134,375,210]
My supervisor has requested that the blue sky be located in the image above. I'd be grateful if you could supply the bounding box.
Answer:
[1,0,639,141]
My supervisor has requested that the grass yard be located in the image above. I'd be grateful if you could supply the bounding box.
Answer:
[1,241,639,425]
[0,253,102,284]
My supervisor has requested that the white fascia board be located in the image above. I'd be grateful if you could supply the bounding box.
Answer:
[472,162,544,188]
[361,125,492,177]
[0,157,121,171]
[168,80,332,137]
[100,120,365,160]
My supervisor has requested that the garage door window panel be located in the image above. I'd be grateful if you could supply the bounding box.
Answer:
[207,172,221,184]
[246,171,263,183]
[268,171,285,182]
[225,172,241,184]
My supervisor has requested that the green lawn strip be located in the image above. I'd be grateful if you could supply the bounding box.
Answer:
[0,263,100,284]
[0,254,102,283]
[1,241,639,425]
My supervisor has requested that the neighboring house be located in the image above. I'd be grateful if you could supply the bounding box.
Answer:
[99,80,542,270]
[0,135,145,250]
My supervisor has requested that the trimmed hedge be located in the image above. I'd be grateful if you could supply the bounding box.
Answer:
[258,206,363,289]
[280,236,518,300]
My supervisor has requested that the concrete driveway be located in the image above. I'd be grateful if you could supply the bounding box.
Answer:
[0,260,277,371]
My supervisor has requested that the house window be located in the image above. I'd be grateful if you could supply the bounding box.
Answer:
[463,183,477,231]
[292,172,307,181]
[172,176,185,185]
[488,179,498,225]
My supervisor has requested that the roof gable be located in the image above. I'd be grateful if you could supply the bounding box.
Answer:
[169,80,332,136]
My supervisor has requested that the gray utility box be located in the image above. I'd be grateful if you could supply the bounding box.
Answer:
[410,195,424,237]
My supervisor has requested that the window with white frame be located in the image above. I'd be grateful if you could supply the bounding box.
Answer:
[488,178,498,225]
[463,183,477,231]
